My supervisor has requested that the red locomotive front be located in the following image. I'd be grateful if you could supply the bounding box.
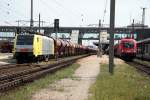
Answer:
[115,38,137,61]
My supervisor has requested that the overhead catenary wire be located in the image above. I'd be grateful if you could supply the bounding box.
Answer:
[40,0,78,16]
[102,0,108,24]
[0,4,16,25]
[1,0,28,18]
[0,0,29,25]
[38,0,61,17]
[52,0,81,17]
[1,0,54,26]
[39,0,82,26]
[43,0,81,18]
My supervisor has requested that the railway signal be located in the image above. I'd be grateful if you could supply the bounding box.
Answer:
[16,27,21,34]
[54,19,59,32]
[54,19,59,61]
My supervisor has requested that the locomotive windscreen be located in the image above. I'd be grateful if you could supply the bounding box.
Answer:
[17,35,34,45]
[123,42,134,48]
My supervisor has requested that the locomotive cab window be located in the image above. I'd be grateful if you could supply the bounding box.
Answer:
[123,42,134,48]
[17,35,34,45]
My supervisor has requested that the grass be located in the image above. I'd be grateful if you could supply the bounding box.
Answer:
[89,63,150,100]
[0,63,80,100]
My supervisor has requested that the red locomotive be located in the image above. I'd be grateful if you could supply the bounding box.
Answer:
[114,38,137,61]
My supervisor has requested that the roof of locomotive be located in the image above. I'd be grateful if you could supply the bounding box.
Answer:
[17,33,34,36]
[120,38,136,43]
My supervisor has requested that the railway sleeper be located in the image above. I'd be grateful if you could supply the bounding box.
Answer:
[0,55,88,92]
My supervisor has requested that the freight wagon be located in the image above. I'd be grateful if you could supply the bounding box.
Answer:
[13,33,95,63]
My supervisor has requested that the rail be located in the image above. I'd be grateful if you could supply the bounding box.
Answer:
[0,54,89,92]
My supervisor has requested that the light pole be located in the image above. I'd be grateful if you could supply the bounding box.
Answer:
[109,0,116,74]
[30,0,34,28]
[141,7,146,25]
[98,20,102,57]
[39,13,41,33]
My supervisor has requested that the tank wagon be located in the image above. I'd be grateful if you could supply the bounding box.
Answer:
[13,33,96,63]
[114,38,137,61]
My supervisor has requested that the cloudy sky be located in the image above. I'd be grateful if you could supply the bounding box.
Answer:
[0,0,150,27]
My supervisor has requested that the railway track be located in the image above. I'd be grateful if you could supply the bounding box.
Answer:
[127,60,150,75]
[0,64,29,70]
[0,55,89,92]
